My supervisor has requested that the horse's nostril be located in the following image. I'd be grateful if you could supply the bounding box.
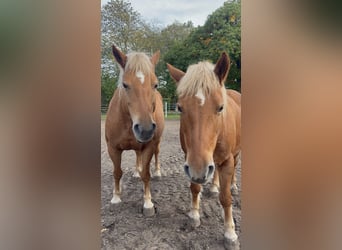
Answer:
[184,164,191,178]
[134,124,140,133]
[208,165,215,176]
[151,123,156,131]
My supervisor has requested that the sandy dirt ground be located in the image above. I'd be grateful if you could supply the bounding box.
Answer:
[101,120,241,250]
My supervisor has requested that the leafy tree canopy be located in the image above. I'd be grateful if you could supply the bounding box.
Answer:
[101,0,241,108]
[163,0,241,97]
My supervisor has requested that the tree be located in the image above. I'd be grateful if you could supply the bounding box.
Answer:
[154,21,194,103]
[101,0,157,107]
[100,0,241,108]
[164,0,241,99]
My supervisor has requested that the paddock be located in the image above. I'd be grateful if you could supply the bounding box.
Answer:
[101,119,241,249]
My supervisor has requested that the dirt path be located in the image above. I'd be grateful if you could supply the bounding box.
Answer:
[101,120,241,250]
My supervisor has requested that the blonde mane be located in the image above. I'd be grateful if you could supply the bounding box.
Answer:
[117,52,153,90]
[125,52,153,74]
[177,61,221,98]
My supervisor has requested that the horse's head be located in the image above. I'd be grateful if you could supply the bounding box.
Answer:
[112,45,160,143]
[167,53,230,184]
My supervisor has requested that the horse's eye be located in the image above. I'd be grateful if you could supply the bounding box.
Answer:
[177,104,183,113]
[218,105,224,113]
[122,82,129,89]
[153,83,158,89]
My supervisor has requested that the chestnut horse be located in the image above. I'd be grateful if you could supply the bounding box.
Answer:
[167,52,241,247]
[105,45,164,216]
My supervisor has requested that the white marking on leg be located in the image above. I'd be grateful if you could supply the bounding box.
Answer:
[137,165,142,172]
[195,89,205,106]
[154,169,161,177]
[111,179,121,203]
[136,71,145,84]
[210,184,219,193]
[143,186,154,208]
[143,199,154,209]
[188,209,200,220]
[133,164,142,177]
[154,158,161,177]
[133,170,140,178]
[111,194,122,204]
[224,205,238,241]
[189,189,201,219]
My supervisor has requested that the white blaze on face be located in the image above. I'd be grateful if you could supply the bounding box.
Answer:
[195,89,205,106]
[136,71,145,84]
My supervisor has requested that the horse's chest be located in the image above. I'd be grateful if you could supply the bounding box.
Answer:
[118,131,142,150]
[118,139,141,150]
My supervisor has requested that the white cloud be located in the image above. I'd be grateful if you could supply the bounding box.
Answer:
[101,0,227,27]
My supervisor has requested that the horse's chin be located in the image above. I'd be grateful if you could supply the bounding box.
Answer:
[134,135,153,144]
[190,178,209,185]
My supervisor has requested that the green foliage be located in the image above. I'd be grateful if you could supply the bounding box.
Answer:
[101,0,241,107]
[155,22,194,103]
[163,0,241,99]
[101,73,117,107]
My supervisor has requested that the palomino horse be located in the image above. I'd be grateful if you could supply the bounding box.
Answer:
[105,45,164,216]
[167,52,241,248]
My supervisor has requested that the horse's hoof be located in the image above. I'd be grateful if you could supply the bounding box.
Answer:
[143,206,155,217]
[190,218,201,228]
[132,171,140,178]
[110,195,122,204]
[187,210,200,227]
[224,238,240,250]
[154,170,161,178]
[230,185,239,196]
[209,186,220,197]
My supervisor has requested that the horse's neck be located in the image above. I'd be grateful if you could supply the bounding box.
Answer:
[218,95,233,136]
[111,89,131,122]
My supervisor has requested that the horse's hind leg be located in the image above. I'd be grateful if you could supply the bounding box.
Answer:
[108,147,123,204]
[154,141,161,177]
[133,150,142,178]
[141,147,155,216]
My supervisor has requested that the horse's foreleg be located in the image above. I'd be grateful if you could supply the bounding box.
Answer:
[210,169,220,194]
[133,150,142,178]
[188,182,201,227]
[154,142,161,177]
[218,155,239,248]
[140,147,155,216]
[108,147,123,204]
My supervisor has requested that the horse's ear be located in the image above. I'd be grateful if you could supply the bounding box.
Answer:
[167,63,185,84]
[151,50,160,66]
[112,45,127,69]
[214,52,230,85]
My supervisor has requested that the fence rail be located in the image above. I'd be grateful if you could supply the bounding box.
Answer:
[101,101,178,117]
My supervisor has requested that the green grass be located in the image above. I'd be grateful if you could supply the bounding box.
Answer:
[164,113,180,120]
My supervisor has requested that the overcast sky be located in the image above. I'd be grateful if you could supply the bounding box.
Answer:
[101,0,227,27]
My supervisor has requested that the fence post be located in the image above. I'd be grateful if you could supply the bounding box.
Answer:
[164,102,168,118]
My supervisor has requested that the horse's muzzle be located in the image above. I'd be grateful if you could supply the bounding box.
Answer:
[133,122,156,143]
[184,164,215,184]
